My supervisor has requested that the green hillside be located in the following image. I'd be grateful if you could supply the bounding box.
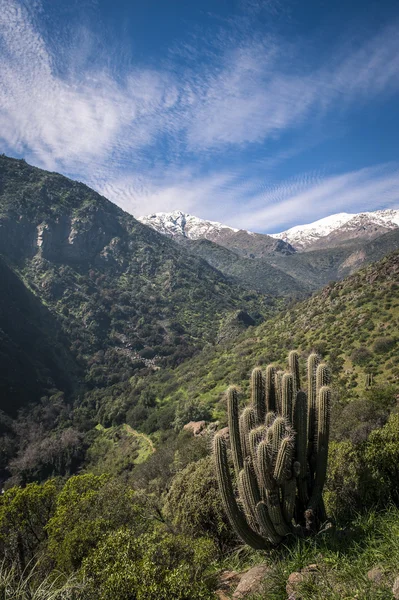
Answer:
[0,156,272,406]
[90,250,398,435]
[181,237,309,296]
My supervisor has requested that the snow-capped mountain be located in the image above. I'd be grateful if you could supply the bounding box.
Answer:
[139,208,399,252]
[138,210,240,240]
[269,209,399,250]
[138,210,295,258]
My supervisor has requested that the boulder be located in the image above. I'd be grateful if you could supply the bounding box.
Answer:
[367,567,384,585]
[232,564,270,599]
[183,420,206,436]
[216,570,240,599]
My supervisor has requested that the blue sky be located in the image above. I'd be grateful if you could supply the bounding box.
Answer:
[0,0,398,233]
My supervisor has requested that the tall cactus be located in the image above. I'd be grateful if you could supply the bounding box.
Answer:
[214,350,332,549]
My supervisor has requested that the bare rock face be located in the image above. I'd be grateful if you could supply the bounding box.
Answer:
[37,211,124,263]
[232,564,270,599]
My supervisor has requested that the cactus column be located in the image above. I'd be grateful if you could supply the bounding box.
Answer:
[214,350,332,549]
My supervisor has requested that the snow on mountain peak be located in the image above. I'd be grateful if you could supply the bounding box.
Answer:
[138,208,399,251]
[269,209,399,249]
[138,210,240,240]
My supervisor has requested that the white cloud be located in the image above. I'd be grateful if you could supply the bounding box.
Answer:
[1,0,399,169]
[228,164,399,232]
[184,27,399,150]
[95,162,399,235]
[0,0,179,170]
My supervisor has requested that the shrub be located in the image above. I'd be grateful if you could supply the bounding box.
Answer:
[325,441,363,521]
[46,474,145,572]
[364,412,399,504]
[326,414,399,522]
[164,456,236,552]
[372,337,396,354]
[173,399,211,431]
[0,479,58,570]
[81,528,216,600]
[351,347,372,366]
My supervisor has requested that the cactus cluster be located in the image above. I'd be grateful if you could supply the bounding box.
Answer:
[214,351,331,549]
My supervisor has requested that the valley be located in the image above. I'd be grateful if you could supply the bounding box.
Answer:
[0,155,398,599]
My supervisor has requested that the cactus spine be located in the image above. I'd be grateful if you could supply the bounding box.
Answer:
[214,434,268,549]
[289,350,301,395]
[251,367,265,424]
[214,352,332,549]
[227,386,243,478]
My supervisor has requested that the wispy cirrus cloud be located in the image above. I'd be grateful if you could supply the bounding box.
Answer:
[0,0,180,171]
[229,163,399,232]
[0,0,399,229]
[100,162,399,235]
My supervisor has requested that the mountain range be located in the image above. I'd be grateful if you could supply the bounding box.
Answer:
[139,208,399,251]
[139,209,399,294]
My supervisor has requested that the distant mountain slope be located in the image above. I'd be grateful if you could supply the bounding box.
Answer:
[270,209,399,250]
[180,237,308,296]
[140,209,399,293]
[268,228,399,289]
[98,250,398,435]
[0,156,270,406]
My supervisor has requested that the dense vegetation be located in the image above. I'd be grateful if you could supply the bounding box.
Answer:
[0,155,273,412]
[81,250,399,442]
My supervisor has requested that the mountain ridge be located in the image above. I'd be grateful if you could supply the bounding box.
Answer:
[139,208,399,251]
[0,155,271,410]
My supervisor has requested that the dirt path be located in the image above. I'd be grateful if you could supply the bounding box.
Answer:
[123,424,156,454]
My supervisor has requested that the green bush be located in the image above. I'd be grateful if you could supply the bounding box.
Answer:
[364,412,399,504]
[46,474,145,572]
[164,456,236,552]
[325,441,363,521]
[351,346,372,366]
[372,336,396,354]
[0,479,58,570]
[326,413,399,521]
[173,399,211,431]
[81,528,216,600]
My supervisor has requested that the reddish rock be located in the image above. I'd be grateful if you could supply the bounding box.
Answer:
[216,570,241,599]
[218,426,229,440]
[183,420,206,436]
[232,564,270,599]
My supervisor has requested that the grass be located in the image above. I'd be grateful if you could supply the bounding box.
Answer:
[0,561,82,600]
[224,506,399,599]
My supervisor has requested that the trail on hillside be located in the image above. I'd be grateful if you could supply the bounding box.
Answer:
[124,424,156,455]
